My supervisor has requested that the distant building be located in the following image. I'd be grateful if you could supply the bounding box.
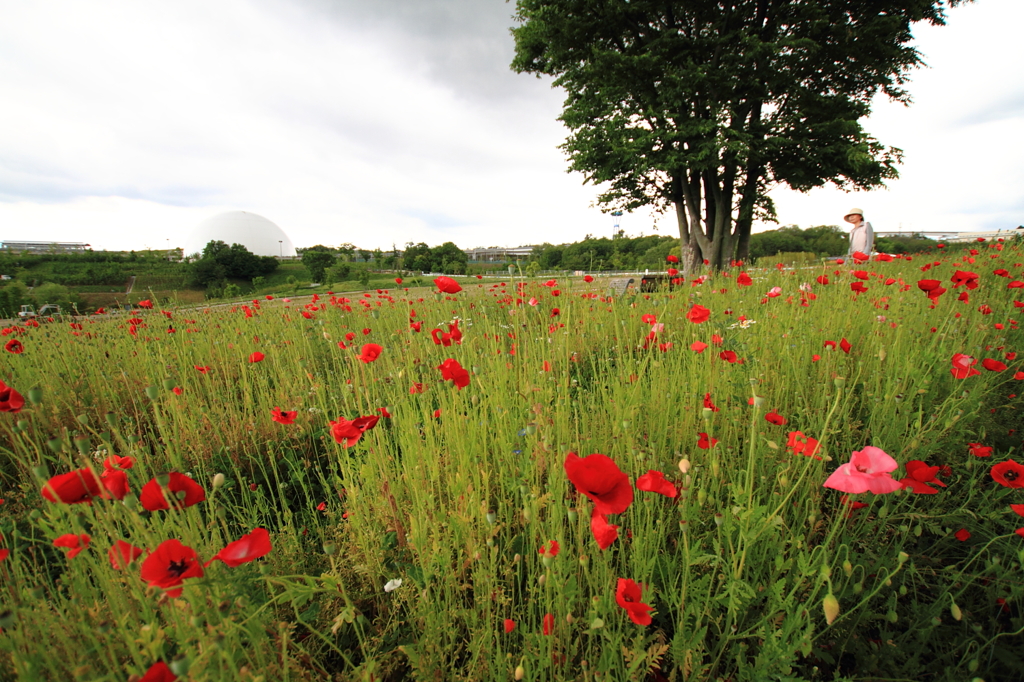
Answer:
[464,245,536,262]
[1,241,91,253]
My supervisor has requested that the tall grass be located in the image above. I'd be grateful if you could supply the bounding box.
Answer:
[0,247,1022,680]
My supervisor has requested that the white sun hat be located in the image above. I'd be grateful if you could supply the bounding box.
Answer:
[844,208,864,222]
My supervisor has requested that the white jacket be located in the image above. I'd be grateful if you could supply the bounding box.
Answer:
[848,221,874,256]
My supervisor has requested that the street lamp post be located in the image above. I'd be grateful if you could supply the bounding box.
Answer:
[279,240,283,258]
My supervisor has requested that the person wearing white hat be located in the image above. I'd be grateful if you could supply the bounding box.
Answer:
[844,208,874,257]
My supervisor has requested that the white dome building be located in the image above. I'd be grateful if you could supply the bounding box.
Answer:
[183,211,297,258]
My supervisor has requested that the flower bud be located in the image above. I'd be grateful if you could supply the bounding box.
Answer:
[212,473,226,490]
[28,387,43,405]
[678,458,690,475]
[514,665,525,680]
[834,376,846,389]
[144,385,160,400]
[822,593,840,625]
[169,655,191,676]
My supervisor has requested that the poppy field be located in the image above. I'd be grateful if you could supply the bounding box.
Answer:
[1,247,1024,681]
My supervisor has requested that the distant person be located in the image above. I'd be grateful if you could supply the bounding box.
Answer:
[845,208,874,257]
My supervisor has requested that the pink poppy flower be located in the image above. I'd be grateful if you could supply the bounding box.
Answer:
[823,446,902,494]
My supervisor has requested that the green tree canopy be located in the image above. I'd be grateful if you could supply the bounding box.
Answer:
[301,246,336,284]
[512,0,971,270]
[189,241,278,287]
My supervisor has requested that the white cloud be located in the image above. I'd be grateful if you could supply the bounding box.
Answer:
[1,0,1019,252]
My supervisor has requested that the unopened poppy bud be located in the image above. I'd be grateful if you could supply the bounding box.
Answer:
[834,376,846,389]
[162,378,176,391]
[16,420,28,432]
[778,475,789,488]
[513,553,521,564]
[105,412,118,428]
[514,664,525,680]
[752,395,765,408]
[950,600,962,621]
[371,309,380,319]
[566,508,577,523]
[122,493,138,510]
[525,424,537,435]
[471,395,479,406]
[565,613,574,624]
[169,654,191,676]
[31,464,49,479]
[127,434,140,444]
[176,489,188,501]
[589,618,604,630]
[144,385,160,400]
[322,542,337,556]
[822,594,840,625]
[579,554,589,569]
[678,458,691,474]
[212,473,226,489]
[75,413,89,425]
[522,507,532,523]
[46,438,64,453]
[29,509,42,520]
[697,489,706,505]
[621,420,631,429]
[842,561,852,578]
[486,510,496,525]
[74,436,90,455]
[537,574,546,586]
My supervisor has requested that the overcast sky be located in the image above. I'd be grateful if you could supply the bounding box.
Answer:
[1,0,1020,252]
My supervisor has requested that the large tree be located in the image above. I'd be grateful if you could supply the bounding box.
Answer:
[511,0,971,270]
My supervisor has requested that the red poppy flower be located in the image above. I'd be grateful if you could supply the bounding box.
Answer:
[736,272,752,287]
[1011,503,1024,517]
[690,341,708,353]
[139,661,177,682]
[839,338,852,354]
[900,460,947,494]
[991,459,1024,488]
[271,407,297,425]
[137,299,153,309]
[697,432,718,449]
[954,528,971,542]
[140,539,204,597]
[102,454,135,471]
[765,411,786,426]
[563,452,633,515]
[249,351,265,363]
[109,540,145,569]
[703,393,719,412]
[850,282,867,293]
[437,358,470,389]
[583,275,594,283]
[542,612,555,635]
[719,350,737,363]
[587,508,619,550]
[917,279,941,292]
[100,469,130,500]
[787,431,821,459]
[817,275,829,285]
[666,254,679,263]
[358,343,383,363]
[4,339,24,354]
[409,382,426,394]
[982,358,1007,372]
[538,540,560,557]
[615,578,653,626]
[394,277,403,284]
[377,406,392,418]
[950,353,981,379]
[0,380,25,413]
[53,533,90,559]
[686,304,711,324]
[329,415,380,447]
[42,468,105,504]
[503,619,516,633]
[193,365,210,374]
[139,472,207,511]
[434,276,462,294]
[206,528,272,567]
[636,470,678,498]
[951,270,980,289]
